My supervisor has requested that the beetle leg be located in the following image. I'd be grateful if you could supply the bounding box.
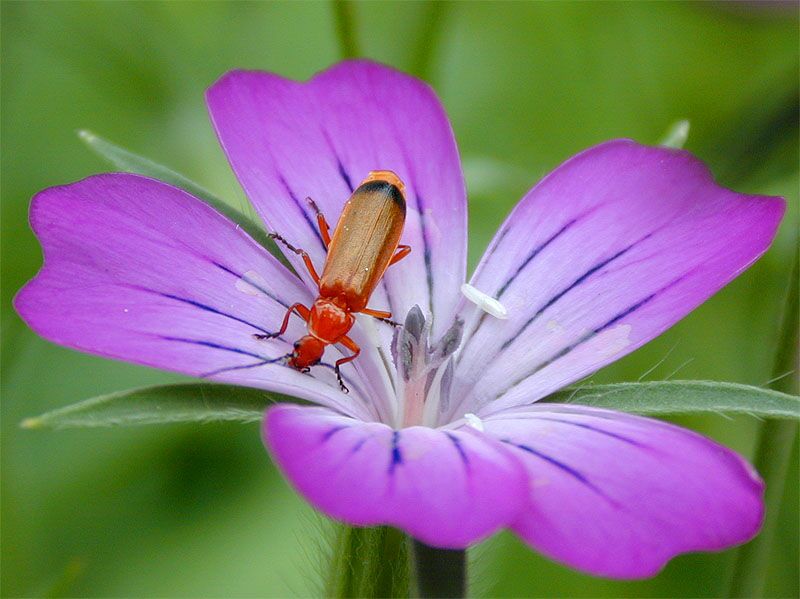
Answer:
[269,233,321,285]
[306,197,332,248]
[389,244,411,266]
[361,307,391,319]
[360,307,400,327]
[253,303,310,341]
[334,336,361,393]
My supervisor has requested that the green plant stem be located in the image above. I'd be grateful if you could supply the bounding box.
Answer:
[727,254,799,598]
[327,526,409,598]
[411,539,466,598]
[408,1,449,81]
[332,0,360,59]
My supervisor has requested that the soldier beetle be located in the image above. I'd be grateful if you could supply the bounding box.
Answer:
[257,170,411,392]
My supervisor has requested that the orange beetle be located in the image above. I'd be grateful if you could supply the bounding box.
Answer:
[257,170,410,392]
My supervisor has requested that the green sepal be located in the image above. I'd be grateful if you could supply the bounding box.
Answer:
[326,526,410,599]
[546,380,799,418]
[20,383,305,429]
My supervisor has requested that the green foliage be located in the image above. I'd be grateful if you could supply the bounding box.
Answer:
[326,526,410,598]
[20,384,282,429]
[548,381,800,419]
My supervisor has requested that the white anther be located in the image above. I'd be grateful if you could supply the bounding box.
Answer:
[464,413,484,432]
[461,283,508,319]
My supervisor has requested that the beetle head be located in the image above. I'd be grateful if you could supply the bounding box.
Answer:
[288,335,325,372]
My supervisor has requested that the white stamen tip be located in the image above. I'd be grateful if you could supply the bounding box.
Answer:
[464,413,484,432]
[461,284,508,319]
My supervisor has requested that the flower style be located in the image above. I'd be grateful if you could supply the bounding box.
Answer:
[15,61,784,579]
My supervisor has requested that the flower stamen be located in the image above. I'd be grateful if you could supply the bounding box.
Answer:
[461,283,508,319]
[393,306,463,427]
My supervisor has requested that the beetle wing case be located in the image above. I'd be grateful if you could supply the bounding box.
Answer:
[319,171,406,312]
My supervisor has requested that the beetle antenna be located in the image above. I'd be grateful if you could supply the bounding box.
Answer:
[268,232,302,255]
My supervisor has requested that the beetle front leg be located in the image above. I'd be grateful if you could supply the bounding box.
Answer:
[360,307,400,327]
[306,197,332,248]
[389,244,411,266]
[254,303,310,341]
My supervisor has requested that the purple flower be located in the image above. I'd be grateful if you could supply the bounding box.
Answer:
[15,61,784,579]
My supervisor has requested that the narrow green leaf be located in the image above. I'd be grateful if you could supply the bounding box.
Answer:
[79,130,223,205]
[77,129,289,265]
[20,383,292,429]
[547,380,800,419]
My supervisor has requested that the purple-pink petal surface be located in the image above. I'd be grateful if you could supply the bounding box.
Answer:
[207,60,467,342]
[449,140,784,423]
[480,405,764,578]
[265,403,529,548]
[265,402,764,575]
[14,174,368,419]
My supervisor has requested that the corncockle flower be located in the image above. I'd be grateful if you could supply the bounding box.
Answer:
[15,61,784,578]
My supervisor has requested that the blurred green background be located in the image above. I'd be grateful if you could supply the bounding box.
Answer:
[2,1,798,597]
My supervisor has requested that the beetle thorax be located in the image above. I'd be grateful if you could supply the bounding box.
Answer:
[308,298,355,344]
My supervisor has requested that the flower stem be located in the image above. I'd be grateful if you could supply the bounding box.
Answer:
[411,539,466,598]
[332,0,360,59]
[408,1,449,81]
[327,526,409,598]
[726,253,798,598]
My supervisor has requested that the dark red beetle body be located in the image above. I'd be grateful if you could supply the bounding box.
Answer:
[259,170,410,391]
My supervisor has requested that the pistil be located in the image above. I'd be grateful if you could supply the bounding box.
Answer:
[393,306,462,428]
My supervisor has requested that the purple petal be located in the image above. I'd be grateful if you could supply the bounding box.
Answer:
[14,174,372,420]
[264,404,528,548]
[480,404,764,578]
[450,140,784,419]
[206,61,467,340]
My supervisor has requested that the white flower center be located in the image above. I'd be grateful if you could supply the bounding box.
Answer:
[392,306,462,428]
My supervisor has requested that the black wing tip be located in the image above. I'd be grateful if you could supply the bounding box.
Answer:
[356,179,406,213]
